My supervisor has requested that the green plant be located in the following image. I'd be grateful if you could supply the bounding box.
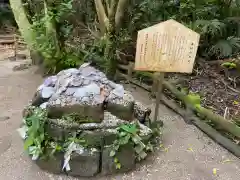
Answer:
[24,108,58,160]
[221,62,237,69]
[109,123,154,169]
[29,0,84,73]
[22,107,88,161]
[186,92,201,108]
[0,4,16,27]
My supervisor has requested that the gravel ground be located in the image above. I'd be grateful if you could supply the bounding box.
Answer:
[0,59,239,180]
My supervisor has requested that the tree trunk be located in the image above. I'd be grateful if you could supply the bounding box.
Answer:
[9,0,35,50]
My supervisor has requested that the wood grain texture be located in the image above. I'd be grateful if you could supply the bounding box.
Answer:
[134,19,200,73]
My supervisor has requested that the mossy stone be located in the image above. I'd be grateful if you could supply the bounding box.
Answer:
[67,149,100,177]
[35,153,63,174]
[101,144,135,175]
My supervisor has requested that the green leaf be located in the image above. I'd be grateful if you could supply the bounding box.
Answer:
[186,93,201,106]
[114,157,119,163]
[110,150,116,157]
[221,62,237,69]
[119,131,127,137]
[138,151,147,160]
[134,144,145,154]
[116,163,121,169]
[119,134,131,145]
[146,143,154,152]
[114,144,120,150]
[131,134,142,144]
[24,136,34,150]
[55,145,62,151]
[120,124,137,134]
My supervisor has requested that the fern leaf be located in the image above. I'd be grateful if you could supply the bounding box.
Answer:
[227,36,240,49]
[209,40,233,58]
[193,19,226,36]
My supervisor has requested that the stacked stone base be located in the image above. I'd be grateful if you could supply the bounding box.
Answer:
[35,142,136,177]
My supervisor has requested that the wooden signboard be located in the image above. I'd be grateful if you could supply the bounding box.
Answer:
[134,19,200,73]
[134,19,200,122]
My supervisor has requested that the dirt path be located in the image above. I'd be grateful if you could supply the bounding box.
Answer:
[0,59,239,180]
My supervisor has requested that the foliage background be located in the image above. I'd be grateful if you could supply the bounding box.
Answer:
[2,0,240,72]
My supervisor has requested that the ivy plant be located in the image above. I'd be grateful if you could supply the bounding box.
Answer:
[110,123,154,169]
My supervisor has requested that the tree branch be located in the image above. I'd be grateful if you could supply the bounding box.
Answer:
[9,0,36,50]
[105,0,110,15]
[115,0,129,31]
[94,0,109,34]
[107,0,119,30]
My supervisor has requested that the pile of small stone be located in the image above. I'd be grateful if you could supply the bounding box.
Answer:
[30,62,151,125]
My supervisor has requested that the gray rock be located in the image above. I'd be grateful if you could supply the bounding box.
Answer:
[67,148,100,177]
[106,91,135,121]
[64,87,78,96]
[41,86,55,99]
[40,102,48,109]
[73,83,101,98]
[133,101,151,124]
[101,144,135,175]
[43,76,58,87]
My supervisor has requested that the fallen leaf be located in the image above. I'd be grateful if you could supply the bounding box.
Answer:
[159,144,164,148]
[187,147,194,152]
[221,159,233,163]
[164,147,169,152]
[212,168,218,175]
[233,101,239,105]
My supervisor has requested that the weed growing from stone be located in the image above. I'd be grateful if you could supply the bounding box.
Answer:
[110,123,155,169]
[62,113,95,124]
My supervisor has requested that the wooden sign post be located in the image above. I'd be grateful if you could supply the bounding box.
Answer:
[134,19,200,122]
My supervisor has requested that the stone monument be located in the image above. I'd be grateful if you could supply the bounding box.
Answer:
[18,63,161,177]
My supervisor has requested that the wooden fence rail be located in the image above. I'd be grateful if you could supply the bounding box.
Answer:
[115,57,240,158]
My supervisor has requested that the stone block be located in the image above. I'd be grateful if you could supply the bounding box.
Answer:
[67,149,100,177]
[47,95,104,123]
[36,153,63,174]
[101,144,135,175]
[80,131,104,148]
[133,101,151,124]
[45,121,73,140]
[80,129,118,148]
[106,91,134,121]
[102,129,118,146]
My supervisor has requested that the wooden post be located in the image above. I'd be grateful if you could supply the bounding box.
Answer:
[151,72,159,97]
[127,62,134,89]
[153,73,165,122]
[14,34,17,61]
